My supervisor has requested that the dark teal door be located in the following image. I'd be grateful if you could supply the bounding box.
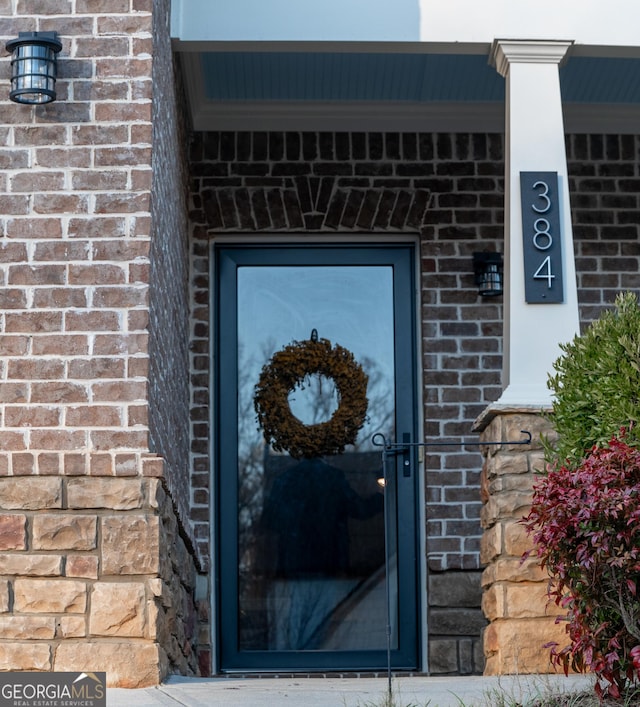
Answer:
[215,244,419,672]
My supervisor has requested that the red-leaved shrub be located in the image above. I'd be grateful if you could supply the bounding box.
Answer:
[524,434,640,698]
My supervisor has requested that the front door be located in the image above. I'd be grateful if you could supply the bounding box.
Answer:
[215,244,419,672]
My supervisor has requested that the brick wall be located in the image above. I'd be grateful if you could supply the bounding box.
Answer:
[189,133,505,577]
[0,0,153,488]
[188,130,640,675]
[568,134,640,325]
[0,1,199,685]
[148,0,193,541]
[188,131,505,673]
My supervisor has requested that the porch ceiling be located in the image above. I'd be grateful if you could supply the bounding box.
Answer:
[173,43,640,133]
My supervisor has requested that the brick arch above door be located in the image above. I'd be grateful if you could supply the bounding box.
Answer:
[199,178,431,232]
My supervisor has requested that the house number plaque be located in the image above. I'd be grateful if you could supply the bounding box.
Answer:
[520,171,564,303]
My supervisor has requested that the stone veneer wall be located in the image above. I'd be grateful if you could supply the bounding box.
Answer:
[477,411,567,674]
[0,1,198,686]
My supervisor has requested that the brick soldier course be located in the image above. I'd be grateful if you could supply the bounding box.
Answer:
[1,1,640,687]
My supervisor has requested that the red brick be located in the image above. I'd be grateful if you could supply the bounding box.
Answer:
[88,453,114,476]
[97,15,152,34]
[35,148,91,169]
[68,217,125,239]
[10,172,66,192]
[73,79,130,102]
[34,194,89,214]
[67,358,125,380]
[114,454,138,477]
[64,454,88,476]
[75,37,129,58]
[94,192,150,214]
[33,288,87,309]
[5,218,63,239]
[141,457,163,478]
[16,0,72,12]
[93,334,147,356]
[5,407,61,428]
[0,432,28,452]
[0,383,28,404]
[5,312,63,333]
[0,242,28,262]
[12,453,36,475]
[127,406,148,427]
[64,311,121,332]
[8,265,66,286]
[94,102,151,123]
[0,289,27,308]
[39,16,94,34]
[76,0,130,11]
[90,430,148,451]
[130,124,152,144]
[30,430,87,452]
[38,453,62,475]
[131,215,151,237]
[8,359,65,380]
[0,150,29,169]
[68,264,126,286]
[33,242,89,261]
[93,240,149,261]
[31,335,89,357]
[31,383,89,405]
[127,310,149,331]
[93,286,148,308]
[66,406,123,427]
[71,125,128,146]
[13,126,67,146]
[131,169,152,191]
[95,146,151,167]
[0,337,29,358]
[0,196,30,215]
[127,358,148,378]
[92,381,147,403]
[71,170,128,191]
[132,37,153,57]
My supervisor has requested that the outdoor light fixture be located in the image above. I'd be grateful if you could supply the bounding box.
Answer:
[473,251,503,297]
[6,32,62,104]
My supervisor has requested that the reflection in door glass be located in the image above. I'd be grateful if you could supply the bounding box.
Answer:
[236,266,397,652]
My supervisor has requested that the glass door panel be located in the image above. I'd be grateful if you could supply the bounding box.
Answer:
[216,245,418,672]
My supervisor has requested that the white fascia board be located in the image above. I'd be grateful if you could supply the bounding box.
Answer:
[421,0,640,47]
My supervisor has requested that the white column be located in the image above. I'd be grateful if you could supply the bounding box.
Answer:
[491,40,580,408]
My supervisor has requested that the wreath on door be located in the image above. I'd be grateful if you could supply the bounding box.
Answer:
[254,333,369,459]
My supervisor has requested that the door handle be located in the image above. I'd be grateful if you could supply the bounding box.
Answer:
[401,432,411,477]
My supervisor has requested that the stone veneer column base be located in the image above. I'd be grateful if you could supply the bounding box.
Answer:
[0,463,200,687]
[475,407,567,675]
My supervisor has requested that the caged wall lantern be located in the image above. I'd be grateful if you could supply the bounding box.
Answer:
[473,251,503,297]
[5,32,62,105]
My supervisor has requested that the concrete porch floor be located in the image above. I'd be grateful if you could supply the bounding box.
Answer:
[107,674,595,706]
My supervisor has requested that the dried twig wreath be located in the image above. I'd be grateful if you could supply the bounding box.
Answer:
[254,335,369,459]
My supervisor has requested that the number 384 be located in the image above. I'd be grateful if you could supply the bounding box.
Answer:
[530,180,554,288]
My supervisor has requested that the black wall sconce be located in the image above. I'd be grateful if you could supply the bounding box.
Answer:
[6,31,62,104]
[473,251,503,297]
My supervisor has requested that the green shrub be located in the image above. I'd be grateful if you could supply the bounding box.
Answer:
[526,292,640,699]
[525,435,640,699]
[546,291,640,469]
